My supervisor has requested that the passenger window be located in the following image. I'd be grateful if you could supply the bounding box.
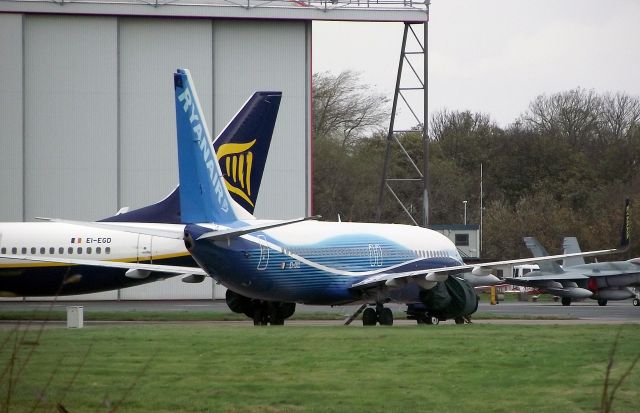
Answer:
[22,247,26,254]
[31,247,36,254]
[105,247,111,254]
[12,247,17,254]
[49,247,54,254]
[40,247,45,254]
[87,247,92,254]
[77,247,83,254]
[59,247,64,254]
[96,247,102,254]
[68,247,73,254]
[0,247,5,254]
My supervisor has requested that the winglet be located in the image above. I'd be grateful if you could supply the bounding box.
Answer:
[619,198,631,252]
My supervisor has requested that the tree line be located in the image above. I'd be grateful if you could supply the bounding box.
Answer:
[312,71,640,259]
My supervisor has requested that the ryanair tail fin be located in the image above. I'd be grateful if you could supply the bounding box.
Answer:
[174,69,246,224]
[213,92,281,214]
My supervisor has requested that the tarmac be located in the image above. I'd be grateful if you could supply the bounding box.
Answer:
[0,298,638,326]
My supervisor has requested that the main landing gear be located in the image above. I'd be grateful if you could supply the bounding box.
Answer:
[362,304,394,326]
[561,297,572,306]
[225,290,295,326]
[415,313,440,325]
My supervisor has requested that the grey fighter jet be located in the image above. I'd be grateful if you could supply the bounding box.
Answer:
[504,201,640,307]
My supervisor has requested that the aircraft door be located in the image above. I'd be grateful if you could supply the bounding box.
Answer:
[256,235,269,270]
[369,244,382,267]
[137,234,153,263]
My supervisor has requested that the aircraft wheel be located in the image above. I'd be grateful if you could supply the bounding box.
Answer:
[454,317,465,325]
[362,308,377,326]
[426,315,439,325]
[561,297,572,306]
[633,298,640,307]
[268,304,286,325]
[597,299,608,307]
[253,307,268,326]
[378,307,393,326]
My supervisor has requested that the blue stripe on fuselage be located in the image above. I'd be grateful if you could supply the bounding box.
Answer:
[188,226,462,305]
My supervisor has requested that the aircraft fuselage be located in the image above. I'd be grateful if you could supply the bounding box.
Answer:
[186,220,463,305]
[0,222,191,296]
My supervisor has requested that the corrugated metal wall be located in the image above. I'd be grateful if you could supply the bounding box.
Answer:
[118,18,214,210]
[24,16,119,221]
[213,20,310,219]
[0,14,311,300]
[0,14,24,222]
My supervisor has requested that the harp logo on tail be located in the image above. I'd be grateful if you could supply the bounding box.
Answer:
[217,140,257,208]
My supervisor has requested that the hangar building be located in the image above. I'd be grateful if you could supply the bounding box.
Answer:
[0,0,428,300]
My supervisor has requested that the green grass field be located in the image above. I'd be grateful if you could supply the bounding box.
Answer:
[2,324,639,412]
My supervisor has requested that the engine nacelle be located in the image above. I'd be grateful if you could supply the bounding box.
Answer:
[462,273,501,287]
[418,277,478,320]
[226,289,254,316]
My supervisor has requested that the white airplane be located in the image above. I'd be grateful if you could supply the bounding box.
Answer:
[2,69,629,327]
[0,90,282,296]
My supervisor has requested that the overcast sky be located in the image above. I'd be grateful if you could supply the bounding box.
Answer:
[312,0,640,129]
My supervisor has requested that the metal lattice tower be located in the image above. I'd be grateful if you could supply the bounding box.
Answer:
[376,21,428,227]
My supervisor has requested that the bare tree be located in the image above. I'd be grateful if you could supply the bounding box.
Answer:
[429,109,493,143]
[599,92,640,142]
[313,71,389,147]
[522,88,601,146]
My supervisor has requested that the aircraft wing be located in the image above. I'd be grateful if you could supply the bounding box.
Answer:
[507,273,589,282]
[36,218,186,239]
[350,248,620,290]
[0,254,207,277]
[354,198,630,291]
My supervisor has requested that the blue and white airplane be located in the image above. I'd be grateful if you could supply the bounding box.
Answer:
[0,89,281,296]
[4,69,629,326]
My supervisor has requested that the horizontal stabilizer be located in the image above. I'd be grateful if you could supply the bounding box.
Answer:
[195,215,322,241]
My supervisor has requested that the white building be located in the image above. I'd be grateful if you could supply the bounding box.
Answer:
[430,224,480,259]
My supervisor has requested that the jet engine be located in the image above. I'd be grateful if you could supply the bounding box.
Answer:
[225,289,295,325]
[408,277,478,324]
